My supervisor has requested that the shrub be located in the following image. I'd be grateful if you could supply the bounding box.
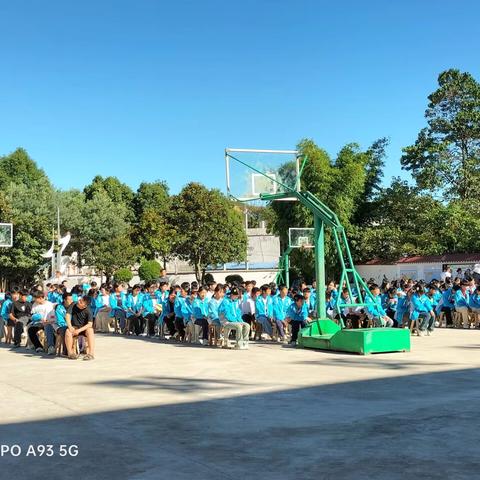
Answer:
[138,260,161,282]
[225,274,244,285]
[114,268,133,284]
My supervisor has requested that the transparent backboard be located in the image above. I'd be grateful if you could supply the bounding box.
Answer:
[0,223,13,247]
[289,228,314,249]
[225,148,301,202]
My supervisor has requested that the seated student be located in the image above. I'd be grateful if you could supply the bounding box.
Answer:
[182,288,198,339]
[219,287,250,349]
[454,281,471,328]
[383,287,398,326]
[28,291,57,353]
[208,284,225,328]
[65,295,95,360]
[365,284,394,328]
[255,284,274,339]
[142,282,163,337]
[156,281,170,303]
[126,284,144,336]
[193,286,209,344]
[440,281,455,327]
[10,290,33,348]
[469,286,480,326]
[303,288,317,319]
[337,287,363,328]
[173,282,189,341]
[94,284,112,333]
[395,286,410,328]
[109,283,128,333]
[241,285,257,333]
[285,294,309,344]
[410,285,435,335]
[44,291,73,355]
[1,289,17,344]
[206,281,217,300]
[161,290,177,337]
[272,284,292,342]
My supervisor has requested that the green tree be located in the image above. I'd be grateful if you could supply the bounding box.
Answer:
[171,183,247,283]
[84,175,135,219]
[93,236,140,282]
[401,69,480,200]
[0,149,55,285]
[133,181,174,260]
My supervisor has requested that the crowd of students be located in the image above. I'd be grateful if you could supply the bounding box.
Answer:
[1,271,479,360]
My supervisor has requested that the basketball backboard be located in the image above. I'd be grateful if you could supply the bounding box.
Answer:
[0,223,13,247]
[225,148,302,202]
[288,227,314,249]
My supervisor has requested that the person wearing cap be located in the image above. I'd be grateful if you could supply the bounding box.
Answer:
[219,287,250,349]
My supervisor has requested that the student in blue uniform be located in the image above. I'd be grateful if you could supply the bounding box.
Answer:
[255,284,274,338]
[454,281,471,328]
[126,284,144,336]
[161,290,177,337]
[469,285,480,327]
[109,283,128,333]
[365,284,394,328]
[193,286,209,343]
[142,282,162,337]
[285,294,309,344]
[410,285,434,335]
[440,281,455,327]
[173,282,189,341]
[219,287,250,349]
[208,284,225,328]
[272,284,292,342]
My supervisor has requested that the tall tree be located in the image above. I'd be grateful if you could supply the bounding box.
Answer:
[84,175,135,219]
[0,149,55,285]
[133,181,174,260]
[401,69,480,200]
[171,183,247,283]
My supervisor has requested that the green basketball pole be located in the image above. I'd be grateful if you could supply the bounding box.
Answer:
[227,148,410,354]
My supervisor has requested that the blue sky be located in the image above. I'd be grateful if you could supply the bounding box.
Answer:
[1,0,479,194]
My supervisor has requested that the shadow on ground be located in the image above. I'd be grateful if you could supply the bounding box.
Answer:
[1,368,480,480]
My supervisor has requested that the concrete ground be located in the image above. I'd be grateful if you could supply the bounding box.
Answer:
[1,329,480,480]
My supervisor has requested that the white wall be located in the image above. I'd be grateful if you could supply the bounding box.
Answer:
[356,265,398,284]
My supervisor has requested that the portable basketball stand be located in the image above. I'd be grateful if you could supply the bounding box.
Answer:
[225,148,410,355]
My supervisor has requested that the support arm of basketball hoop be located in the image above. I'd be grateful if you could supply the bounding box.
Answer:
[314,216,326,319]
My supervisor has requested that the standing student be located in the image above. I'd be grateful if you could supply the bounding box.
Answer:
[272,285,292,342]
[440,281,455,327]
[285,294,309,344]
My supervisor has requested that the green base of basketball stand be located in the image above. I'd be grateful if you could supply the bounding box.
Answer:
[297,319,411,355]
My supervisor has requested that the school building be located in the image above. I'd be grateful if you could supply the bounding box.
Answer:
[356,253,480,284]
